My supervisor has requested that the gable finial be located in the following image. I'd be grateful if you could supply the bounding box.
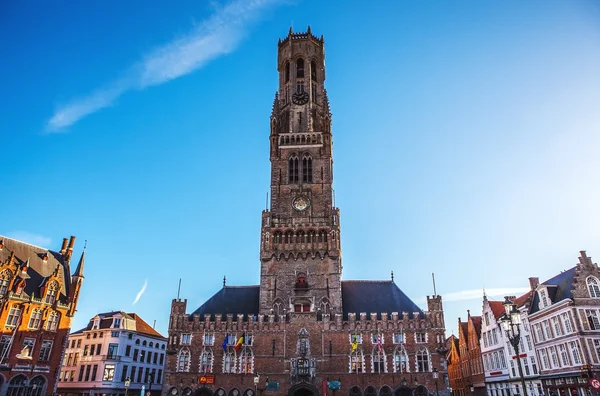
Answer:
[391,271,394,282]
[223,275,226,288]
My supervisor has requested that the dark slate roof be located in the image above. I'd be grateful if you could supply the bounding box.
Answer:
[0,236,72,302]
[341,280,423,319]
[529,266,576,315]
[190,286,260,320]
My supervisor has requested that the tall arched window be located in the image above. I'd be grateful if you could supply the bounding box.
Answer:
[6,374,27,396]
[296,58,304,78]
[588,276,600,298]
[393,346,409,373]
[371,346,387,373]
[285,62,290,83]
[274,231,282,244]
[0,270,11,295]
[284,230,293,244]
[199,348,213,373]
[349,348,364,373]
[416,347,430,372]
[28,309,42,329]
[47,311,60,331]
[310,61,317,81]
[45,281,59,304]
[177,348,191,372]
[29,375,46,396]
[239,350,254,373]
[302,154,312,183]
[289,155,299,183]
[223,350,236,373]
[364,386,377,396]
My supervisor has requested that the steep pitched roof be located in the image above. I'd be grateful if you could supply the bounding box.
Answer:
[341,280,423,319]
[0,236,71,301]
[128,313,165,338]
[190,286,260,319]
[489,301,505,319]
[470,316,482,338]
[529,266,576,315]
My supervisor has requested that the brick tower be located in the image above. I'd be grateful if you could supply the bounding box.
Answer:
[259,26,342,315]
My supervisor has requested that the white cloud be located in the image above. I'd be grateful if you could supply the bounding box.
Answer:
[133,279,148,305]
[442,287,530,302]
[5,231,52,248]
[46,0,285,132]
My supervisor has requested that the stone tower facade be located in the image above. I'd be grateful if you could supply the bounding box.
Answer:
[259,27,342,315]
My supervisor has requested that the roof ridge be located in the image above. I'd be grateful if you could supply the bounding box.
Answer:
[0,235,51,251]
[224,285,260,289]
[342,280,392,283]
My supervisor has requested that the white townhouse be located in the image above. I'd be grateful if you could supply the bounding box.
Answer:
[57,311,167,396]
[481,285,543,396]
[527,251,600,396]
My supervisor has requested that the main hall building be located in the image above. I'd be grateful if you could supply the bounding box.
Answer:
[164,28,449,396]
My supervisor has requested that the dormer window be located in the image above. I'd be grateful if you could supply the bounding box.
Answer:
[45,281,58,304]
[539,289,550,309]
[92,319,100,330]
[113,318,121,328]
[588,276,600,298]
[0,270,11,295]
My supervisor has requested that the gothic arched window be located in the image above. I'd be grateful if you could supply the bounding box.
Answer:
[393,346,409,373]
[7,374,28,396]
[380,386,393,396]
[371,345,387,373]
[588,276,600,298]
[285,61,290,83]
[364,386,377,396]
[45,281,59,304]
[0,269,11,295]
[296,58,304,78]
[302,154,313,183]
[308,230,316,243]
[47,311,60,331]
[349,349,365,373]
[177,348,191,372]
[416,347,430,372]
[28,308,42,329]
[318,230,328,243]
[223,350,236,373]
[30,375,46,396]
[239,349,254,374]
[289,155,299,183]
[349,386,363,396]
[311,60,317,81]
[274,231,282,244]
[284,230,293,244]
[199,348,213,373]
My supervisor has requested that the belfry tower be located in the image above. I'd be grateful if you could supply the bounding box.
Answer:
[259,27,342,315]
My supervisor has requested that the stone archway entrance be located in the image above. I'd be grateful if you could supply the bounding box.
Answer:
[288,383,319,396]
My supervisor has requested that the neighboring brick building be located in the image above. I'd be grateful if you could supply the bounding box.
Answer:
[163,28,448,396]
[0,235,85,396]
[454,313,485,396]
[447,334,465,396]
[57,311,167,396]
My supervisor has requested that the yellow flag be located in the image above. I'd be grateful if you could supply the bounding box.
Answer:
[351,334,358,353]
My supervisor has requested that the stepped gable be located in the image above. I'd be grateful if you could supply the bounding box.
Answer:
[529,266,576,314]
[190,285,260,320]
[471,315,482,338]
[0,235,71,300]
[341,280,423,319]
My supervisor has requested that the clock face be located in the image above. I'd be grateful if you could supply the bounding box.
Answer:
[171,389,178,395]
[293,196,310,211]
[292,91,309,105]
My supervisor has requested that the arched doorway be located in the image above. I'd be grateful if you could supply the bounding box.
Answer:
[414,385,429,396]
[29,375,46,396]
[395,386,412,396]
[195,386,214,396]
[6,374,28,396]
[288,383,319,396]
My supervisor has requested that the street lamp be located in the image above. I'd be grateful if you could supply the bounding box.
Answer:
[124,377,131,396]
[432,368,439,396]
[500,297,528,396]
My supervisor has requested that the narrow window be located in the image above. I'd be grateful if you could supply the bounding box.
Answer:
[310,61,317,81]
[45,281,59,304]
[289,155,299,183]
[0,270,11,295]
[302,154,313,183]
[296,58,304,78]
[285,62,290,83]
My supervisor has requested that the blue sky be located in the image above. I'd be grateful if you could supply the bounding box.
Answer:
[2,0,600,336]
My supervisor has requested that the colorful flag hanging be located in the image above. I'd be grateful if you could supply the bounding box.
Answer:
[234,333,245,352]
[222,333,228,352]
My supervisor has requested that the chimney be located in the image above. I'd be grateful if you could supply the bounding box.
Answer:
[60,238,68,255]
[529,277,539,290]
[65,236,76,262]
